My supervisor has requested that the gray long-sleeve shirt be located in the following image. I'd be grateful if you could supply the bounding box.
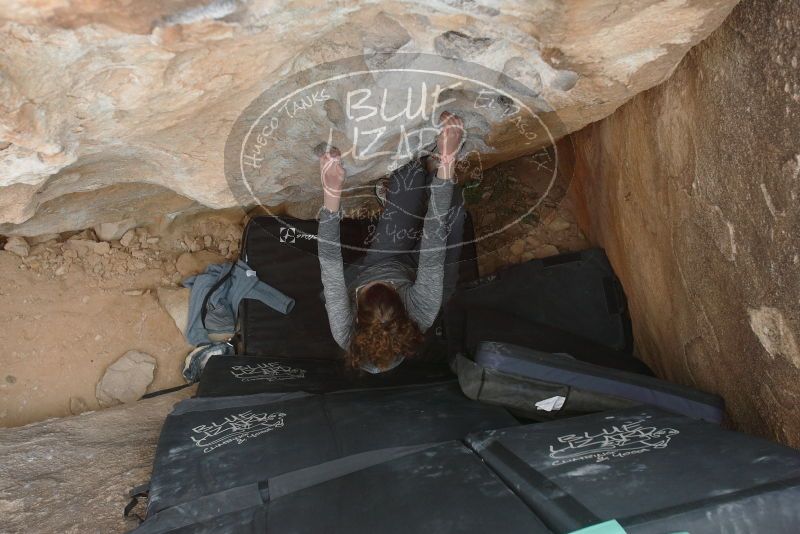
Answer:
[317,176,455,354]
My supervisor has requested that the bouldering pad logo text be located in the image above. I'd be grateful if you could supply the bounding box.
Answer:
[190,410,287,454]
[548,419,679,466]
[230,362,307,382]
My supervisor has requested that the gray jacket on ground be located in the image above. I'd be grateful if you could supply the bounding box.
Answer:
[183,260,295,345]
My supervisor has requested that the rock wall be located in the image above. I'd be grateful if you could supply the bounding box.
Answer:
[0,387,194,534]
[0,0,737,235]
[570,0,800,446]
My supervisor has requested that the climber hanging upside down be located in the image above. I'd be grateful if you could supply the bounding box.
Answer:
[317,111,466,374]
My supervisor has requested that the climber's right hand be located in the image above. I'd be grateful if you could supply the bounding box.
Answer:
[321,150,346,212]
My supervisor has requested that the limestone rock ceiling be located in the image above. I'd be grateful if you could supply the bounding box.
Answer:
[0,0,738,235]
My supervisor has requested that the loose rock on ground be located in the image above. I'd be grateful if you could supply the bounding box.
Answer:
[95,350,157,407]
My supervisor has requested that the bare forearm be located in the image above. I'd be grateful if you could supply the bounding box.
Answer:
[320,152,345,212]
[323,190,341,212]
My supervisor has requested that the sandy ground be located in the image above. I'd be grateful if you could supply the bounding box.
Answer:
[0,152,586,428]
[0,211,245,427]
[0,252,190,426]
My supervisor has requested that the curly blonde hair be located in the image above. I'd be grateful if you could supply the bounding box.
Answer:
[347,283,424,371]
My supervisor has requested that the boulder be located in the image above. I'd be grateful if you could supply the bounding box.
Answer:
[175,250,225,278]
[28,233,60,245]
[3,236,29,257]
[156,286,191,337]
[569,0,800,447]
[532,244,559,258]
[120,229,137,248]
[0,388,195,534]
[548,217,571,232]
[68,396,90,416]
[93,219,137,242]
[95,350,157,407]
[0,0,738,236]
[93,241,111,255]
[63,239,96,258]
[509,238,526,256]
